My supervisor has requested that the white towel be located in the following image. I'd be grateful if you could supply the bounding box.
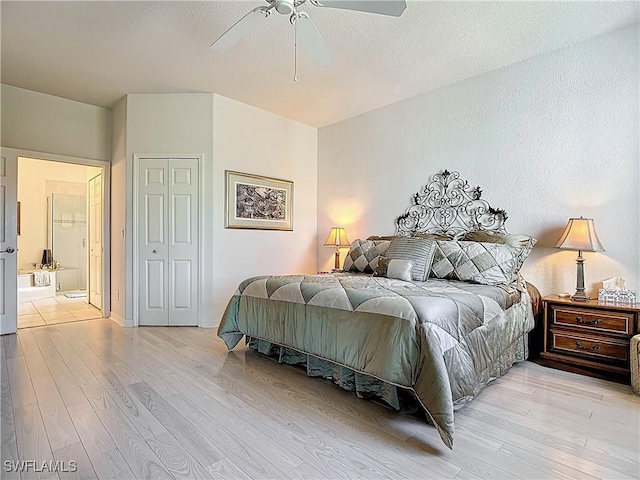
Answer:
[33,271,51,287]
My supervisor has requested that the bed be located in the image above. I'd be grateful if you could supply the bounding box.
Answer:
[218,170,538,448]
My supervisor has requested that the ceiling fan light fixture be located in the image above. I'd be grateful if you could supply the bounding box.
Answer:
[211,0,406,71]
[275,0,295,15]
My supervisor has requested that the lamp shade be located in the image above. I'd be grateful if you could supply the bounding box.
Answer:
[555,217,604,252]
[324,227,350,248]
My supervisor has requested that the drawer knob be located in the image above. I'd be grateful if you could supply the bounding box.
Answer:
[575,341,600,352]
[576,316,601,326]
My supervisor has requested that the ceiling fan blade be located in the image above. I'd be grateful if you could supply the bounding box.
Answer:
[211,6,270,52]
[313,0,406,17]
[295,14,334,68]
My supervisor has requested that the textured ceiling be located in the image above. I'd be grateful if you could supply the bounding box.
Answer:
[1,1,638,127]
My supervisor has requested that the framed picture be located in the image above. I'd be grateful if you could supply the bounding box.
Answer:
[225,170,293,231]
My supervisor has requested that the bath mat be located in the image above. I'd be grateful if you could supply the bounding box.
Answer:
[64,292,87,299]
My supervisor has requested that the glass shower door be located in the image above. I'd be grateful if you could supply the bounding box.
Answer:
[49,193,86,292]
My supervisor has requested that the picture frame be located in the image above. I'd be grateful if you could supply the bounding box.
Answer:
[225,170,293,231]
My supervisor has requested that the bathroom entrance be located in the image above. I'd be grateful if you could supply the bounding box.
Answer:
[16,156,106,329]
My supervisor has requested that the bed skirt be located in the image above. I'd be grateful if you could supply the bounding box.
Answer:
[247,332,529,418]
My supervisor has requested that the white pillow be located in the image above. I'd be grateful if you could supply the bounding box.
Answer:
[374,257,414,282]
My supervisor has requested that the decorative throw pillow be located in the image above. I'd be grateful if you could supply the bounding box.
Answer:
[385,236,437,281]
[429,242,447,277]
[461,231,537,272]
[343,239,391,273]
[430,240,517,285]
[374,257,414,282]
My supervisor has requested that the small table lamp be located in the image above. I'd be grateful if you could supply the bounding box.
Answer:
[555,217,604,302]
[324,227,350,270]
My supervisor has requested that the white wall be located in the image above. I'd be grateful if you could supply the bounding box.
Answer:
[17,157,89,269]
[1,84,112,161]
[2,85,111,318]
[111,97,128,322]
[117,93,215,325]
[212,95,318,322]
[318,25,639,298]
[113,93,318,326]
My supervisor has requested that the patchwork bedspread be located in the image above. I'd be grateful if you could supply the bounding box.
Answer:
[217,273,534,448]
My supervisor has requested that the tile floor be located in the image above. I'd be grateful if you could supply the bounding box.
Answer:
[17,294,102,329]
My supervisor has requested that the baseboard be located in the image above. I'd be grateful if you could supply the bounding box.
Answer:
[109,312,129,327]
[110,314,216,328]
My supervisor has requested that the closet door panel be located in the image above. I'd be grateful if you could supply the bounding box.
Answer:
[138,159,169,326]
[167,159,198,326]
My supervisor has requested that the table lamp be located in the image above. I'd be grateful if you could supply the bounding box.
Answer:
[554,217,604,302]
[324,227,350,270]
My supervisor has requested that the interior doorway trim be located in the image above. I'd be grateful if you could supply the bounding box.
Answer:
[132,153,204,327]
[13,148,111,320]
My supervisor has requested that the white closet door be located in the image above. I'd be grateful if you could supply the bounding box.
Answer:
[138,157,199,326]
[168,159,198,325]
[138,159,169,325]
[88,173,103,309]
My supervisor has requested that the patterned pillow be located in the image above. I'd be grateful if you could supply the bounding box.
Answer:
[374,257,414,282]
[431,241,517,285]
[461,231,537,272]
[343,239,391,273]
[385,237,437,281]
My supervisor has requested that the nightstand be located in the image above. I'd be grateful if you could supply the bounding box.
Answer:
[540,295,640,383]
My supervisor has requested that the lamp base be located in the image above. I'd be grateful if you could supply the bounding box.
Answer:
[334,251,340,270]
[571,290,590,302]
[571,253,589,301]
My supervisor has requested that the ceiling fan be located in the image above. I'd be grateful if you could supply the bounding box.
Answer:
[211,0,407,69]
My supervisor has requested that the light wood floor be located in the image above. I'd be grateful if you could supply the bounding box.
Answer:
[18,296,102,329]
[1,319,638,480]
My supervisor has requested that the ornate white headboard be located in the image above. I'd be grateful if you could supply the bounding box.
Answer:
[395,170,508,236]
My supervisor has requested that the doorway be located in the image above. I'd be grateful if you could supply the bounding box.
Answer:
[15,157,105,329]
[0,148,111,335]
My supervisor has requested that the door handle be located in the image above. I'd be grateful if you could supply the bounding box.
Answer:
[1,247,15,254]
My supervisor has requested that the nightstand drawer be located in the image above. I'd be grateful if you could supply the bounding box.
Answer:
[551,306,632,335]
[550,330,628,362]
